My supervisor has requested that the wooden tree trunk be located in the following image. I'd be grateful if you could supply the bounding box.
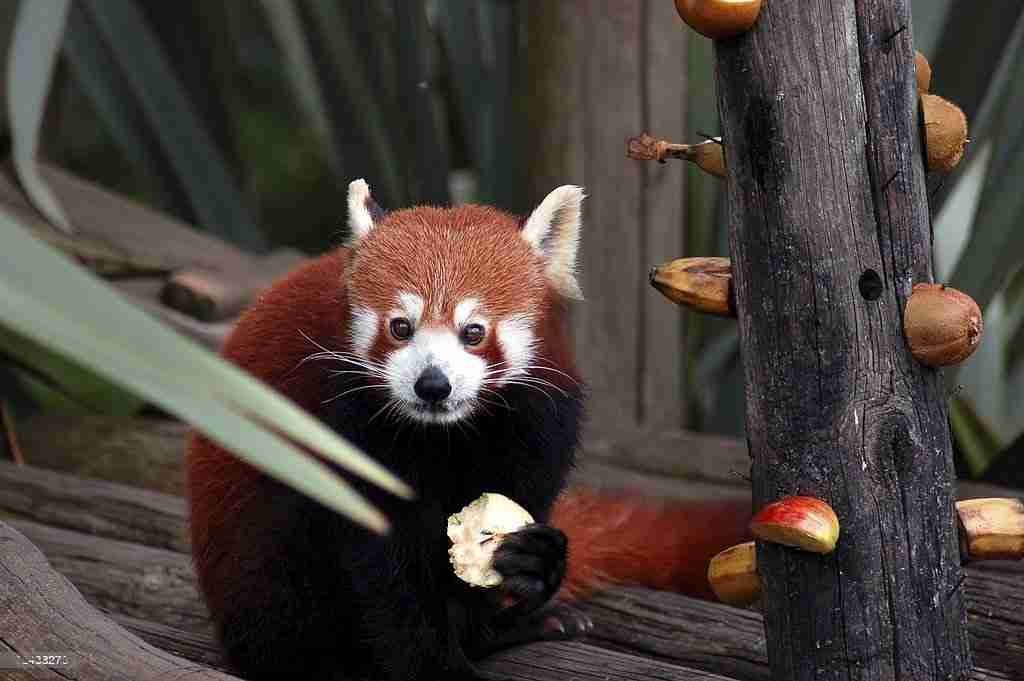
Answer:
[714,1,972,679]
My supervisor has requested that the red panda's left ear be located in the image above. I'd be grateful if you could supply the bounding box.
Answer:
[346,179,383,245]
[521,185,585,300]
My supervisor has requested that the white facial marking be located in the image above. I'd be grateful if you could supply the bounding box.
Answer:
[396,292,425,325]
[496,315,538,381]
[349,307,378,356]
[454,298,480,328]
[386,328,486,424]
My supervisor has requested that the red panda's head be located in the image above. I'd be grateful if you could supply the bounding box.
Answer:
[342,179,584,424]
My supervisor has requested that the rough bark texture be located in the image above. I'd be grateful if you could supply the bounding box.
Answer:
[0,523,237,681]
[3,513,1020,681]
[0,461,188,552]
[714,1,971,679]
[6,518,210,636]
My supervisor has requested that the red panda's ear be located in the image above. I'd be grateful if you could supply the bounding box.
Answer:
[521,185,585,300]
[346,179,383,244]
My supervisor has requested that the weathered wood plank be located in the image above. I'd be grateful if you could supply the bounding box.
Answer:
[6,518,210,636]
[114,614,1021,681]
[13,412,188,496]
[639,0,688,432]
[10,510,1022,679]
[581,427,751,488]
[115,278,233,351]
[0,522,238,681]
[715,0,970,677]
[0,163,257,273]
[0,461,187,552]
[2,520,746,681]
[524,2,687,439]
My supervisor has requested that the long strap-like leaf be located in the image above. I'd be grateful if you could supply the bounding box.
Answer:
[7,0,74,234]
[0,209,413,531]
[75,0,265,252]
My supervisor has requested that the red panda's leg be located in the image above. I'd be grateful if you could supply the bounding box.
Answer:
[209,483,359,680]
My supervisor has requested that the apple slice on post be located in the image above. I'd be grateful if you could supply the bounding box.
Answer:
[956,498,1024,562]
[750,496,839,554]
[708,541,760,606]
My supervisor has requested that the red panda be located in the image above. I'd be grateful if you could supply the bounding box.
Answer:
[186,180,750,681]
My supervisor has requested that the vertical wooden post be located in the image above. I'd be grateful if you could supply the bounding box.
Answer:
[715,1,973,679]
[525,1,688,439]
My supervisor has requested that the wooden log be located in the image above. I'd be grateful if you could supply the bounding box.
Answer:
[116,278,234,351]
[112,616,745,681]
[715,1,971,678]
[0,519,747,681]
[160,249,307,322]
[109,579,1020,681]
[12,411,189,495]
[0,162,255,275]
[11,509,1022,679]
[0,461,187,552]
[0,521,240,681]
[6,518,211,636]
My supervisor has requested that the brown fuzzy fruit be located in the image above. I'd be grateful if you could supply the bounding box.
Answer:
[921,94,968,172]
[708,541,760,606]
[904,283,982,367]
[650,257,734,317]
[674,0,762,40]
[915,51,931,94]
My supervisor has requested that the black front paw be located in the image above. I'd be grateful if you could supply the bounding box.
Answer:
[492,523,567,615]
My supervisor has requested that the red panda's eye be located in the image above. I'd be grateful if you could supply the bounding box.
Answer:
[460,323,486,346]
[390,318,413,341]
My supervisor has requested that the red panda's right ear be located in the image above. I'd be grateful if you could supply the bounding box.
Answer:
[346,179,383,245]
[521,185,585,300]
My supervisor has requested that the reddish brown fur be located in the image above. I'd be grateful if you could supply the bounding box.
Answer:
[551,488,751,599]
[187,252,352,616]
[188,205,747,622]
[349,205,545,325]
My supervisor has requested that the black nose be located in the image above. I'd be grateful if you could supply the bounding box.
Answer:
[414,366,451,403]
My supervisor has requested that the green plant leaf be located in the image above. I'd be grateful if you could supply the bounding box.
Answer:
[928,10,1024,214]
[6,0,73,233]
[910,0,953,57]
[949,394,1003,478]
[437,0,521,208]
[258,0,340,174]
[933,141,991,281]
[0,207,412,532]
[948,30,1024,314]
[61,3,178,212]
[73,0,265,252]
[0,324,143,416]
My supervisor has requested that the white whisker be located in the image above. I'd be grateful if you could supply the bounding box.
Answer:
[322,384,389,405]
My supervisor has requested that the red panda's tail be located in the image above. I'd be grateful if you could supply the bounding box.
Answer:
[551,487,751,600]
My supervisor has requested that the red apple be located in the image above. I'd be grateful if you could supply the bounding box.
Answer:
[708,541,760,606]
[750,496,839,554]
[956,498,1024,562]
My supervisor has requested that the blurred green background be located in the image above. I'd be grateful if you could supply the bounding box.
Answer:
[0,1,1021,489]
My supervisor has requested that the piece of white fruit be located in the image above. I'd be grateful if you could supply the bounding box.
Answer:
[447,492,534,588]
